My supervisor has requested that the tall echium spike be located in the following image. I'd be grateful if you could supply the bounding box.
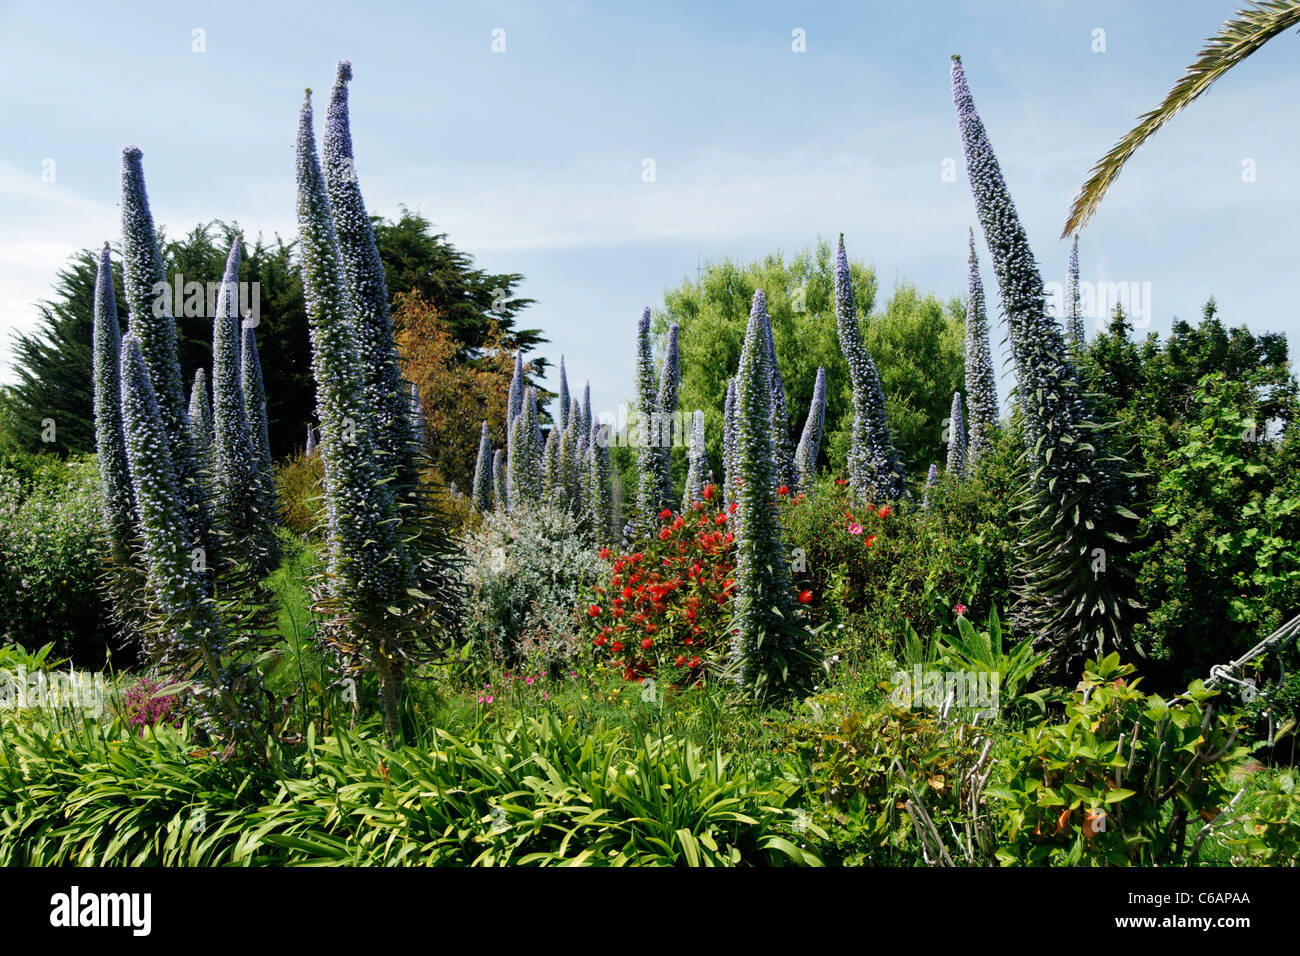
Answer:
[723,377,738,512]
[324,60,418,502]
[507,411,541,509]
[120,145,214,568]
[834,235,907,502]
[120,336,259,747]
[587,419,613,546]
[558,423,580,509]
[541,428,561,501]
[794,366,826,491]
[964,229,999,469]
[492,448,507,511]
[652,322,680,509]
[241,322,274,494]
[922,463,939,511]
[762,311,795,491]
[580,381,592,437]
[306,425,317,455]
[505,350,525,483]
[557,356,570,432]
[946,392,967,478]
[212,238,277,569]
[188,368,213,467]
[1065,234,1085,349]
[297,88,408,601]
[524,386,543,469]
[633,307,661,529]
[408,382,425,450]
[731,290,804,693]
[953,55,1127,659]
[92,243,136,557]
[681,410,706,511]
[471,422,492,513]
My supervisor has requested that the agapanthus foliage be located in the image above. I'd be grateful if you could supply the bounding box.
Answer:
[682,409,706,512]
[92,244,135,557]
[324,60,418,501]
[946,392,967,478]
[952,55,1133,663]
[834,235,907,503]
[963,229,999,470]
[471,421,492,513]
[730,290,814,695]
[794,366,827,491]
[121,145,214,568]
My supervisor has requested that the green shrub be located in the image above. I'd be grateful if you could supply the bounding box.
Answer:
[0,453,115,664]
[274,451,324,539]
[463,503,607,669]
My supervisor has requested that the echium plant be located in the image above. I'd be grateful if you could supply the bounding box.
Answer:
[682,409,706,511]
[298,87,414,740]
[212,238,279,573]
[580,381,592,437]
[408,382,424,450]
[121,146,215,572]
[471,421,492,513]
[794,366,826,491]
[723,377,737,512]
[922,462,939,511]
[92,244,136,559]
[730,290,813,696]
[241,322,276,503]
[633,306,661,530]
[119,336,262,752]
[964,229,999,470]
[492,448,507,511]
[1065,234,1085,349]
[508,390,542,508]
[557,355,570,432]
[188,369,213,469]
[946,392,967,478]
[541,428,560,501]
[324,61,418,501]
[834,235,907,502]
[952,55,1134,663]
[652,322,680,510]
[762,313,795,491]
[587,419,614,545]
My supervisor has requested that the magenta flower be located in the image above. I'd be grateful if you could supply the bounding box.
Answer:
[954,603,968,616]
[848,522,863,535]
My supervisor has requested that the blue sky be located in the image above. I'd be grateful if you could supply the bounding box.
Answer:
[2,0,1297,422]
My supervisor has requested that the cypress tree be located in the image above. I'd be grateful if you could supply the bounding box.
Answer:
[964,230,999,469]
[794,366,826,491]
[946,392,967,478]
[92,243,135,558]
[835,235,907,502]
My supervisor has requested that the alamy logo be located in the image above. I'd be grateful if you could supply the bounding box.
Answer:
[890,665,999,715]
[49,886,151,936]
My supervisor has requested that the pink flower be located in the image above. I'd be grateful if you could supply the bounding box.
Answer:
[848,523,863,535]
[954,603,968,616]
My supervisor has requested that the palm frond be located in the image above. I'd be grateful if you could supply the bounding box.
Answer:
[1064,0,1300,236]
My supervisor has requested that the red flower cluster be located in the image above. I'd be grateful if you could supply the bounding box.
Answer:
[584,484,740,682]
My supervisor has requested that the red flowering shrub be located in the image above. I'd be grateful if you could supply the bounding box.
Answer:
[584,484,740,682]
